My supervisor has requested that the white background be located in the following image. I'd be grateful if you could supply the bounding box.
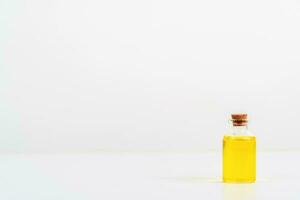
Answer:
[1,1,300,199]
[1,0,300,153]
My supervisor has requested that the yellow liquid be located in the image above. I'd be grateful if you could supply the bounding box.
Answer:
[223,135,256,183]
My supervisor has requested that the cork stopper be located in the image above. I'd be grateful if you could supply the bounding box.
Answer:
[231,114,248,126]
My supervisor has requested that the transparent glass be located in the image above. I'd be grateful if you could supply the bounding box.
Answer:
[223,124,256,183]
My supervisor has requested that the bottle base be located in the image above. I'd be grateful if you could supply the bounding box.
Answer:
[223,178,256,183]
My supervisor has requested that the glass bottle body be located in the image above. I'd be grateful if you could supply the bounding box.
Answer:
[223,125,256,183]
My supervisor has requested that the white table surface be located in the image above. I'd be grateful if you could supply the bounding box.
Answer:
[0,151,299,200]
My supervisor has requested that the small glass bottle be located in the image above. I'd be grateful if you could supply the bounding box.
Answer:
[223,114,256,183]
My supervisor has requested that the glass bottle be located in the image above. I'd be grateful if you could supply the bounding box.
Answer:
[223,114,256,183]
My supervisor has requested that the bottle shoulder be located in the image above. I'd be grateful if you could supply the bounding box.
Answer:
[223,135,256,141]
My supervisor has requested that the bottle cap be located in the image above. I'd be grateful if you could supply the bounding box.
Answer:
[231,114,248,126]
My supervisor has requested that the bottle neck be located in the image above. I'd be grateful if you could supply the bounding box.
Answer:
[230,125,249,136]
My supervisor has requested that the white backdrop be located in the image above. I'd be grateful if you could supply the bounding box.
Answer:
[1,0,300,153]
